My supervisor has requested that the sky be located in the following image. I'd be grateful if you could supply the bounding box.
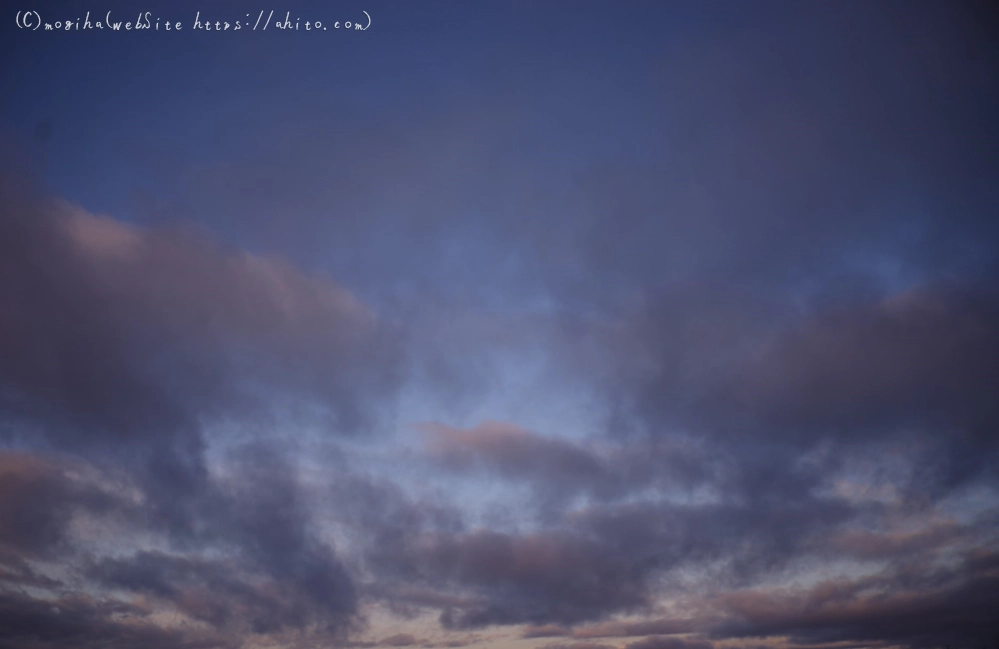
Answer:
[1,1,999,648]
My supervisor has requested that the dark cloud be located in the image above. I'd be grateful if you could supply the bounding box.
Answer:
[572,619,699,640]
[439,640,480,649]
[90,543,354,636]
[0,590,230,649]
[84,443,361,638]
[697,285,998,442]
[366,522,619,626]
[0,444,362,644]
[431,530,650,629]
[372,391,996,638]
[0,452,118,558]
[334,470,653,628]
[616,282,999,509]
[0,153,398,644]
[420,421,719,510]
[0,174,401,452]
[422,421,627,505]
[622,638,712,649]
[539,642,617,649]
[523,624,572,638]
[708,549,999,648]
[0,551,61,590]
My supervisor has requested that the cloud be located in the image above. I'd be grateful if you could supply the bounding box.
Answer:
[419,421,716,509]
[714,285,999,442]
[0,590,231,649]
[432,530,651,628]
[398,284,999,640]
[572,619,699,640]
[3,2,999,647]
[85,442,361,636]
[708,549,999,648]
[0,159,401,645]
[0,444,362,643]
[620,282,999,506]
[623,638,712,649]
[0,452,119,558]
[523,624,572,638]
[339,478,654,629]
[0,180,401,454]
[539,642,618,649]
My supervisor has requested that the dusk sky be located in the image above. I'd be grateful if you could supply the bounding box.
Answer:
[2,2,999,648]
